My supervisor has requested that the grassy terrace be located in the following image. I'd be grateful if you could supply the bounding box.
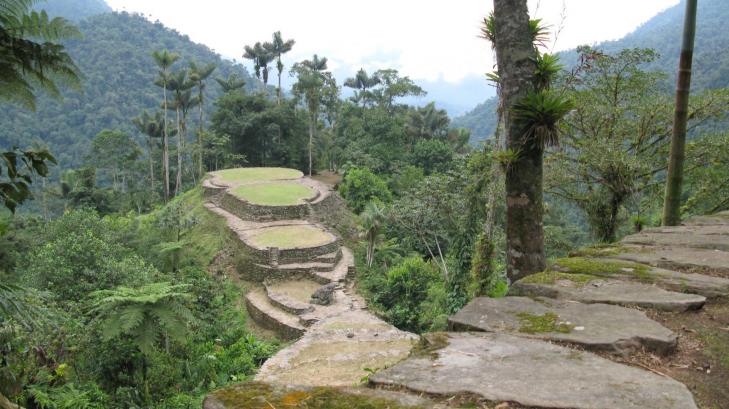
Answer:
[231,182,316,206]
[248,225,334,249]
[211,167,303,184]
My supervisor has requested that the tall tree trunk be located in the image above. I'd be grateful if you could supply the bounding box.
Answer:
[277,60,283,105]
[198,87,205,179]
[663,0,698,226]
[493,0,544,282]
[308,114,315,177]
[175,107,182,197]
[162,85,170,202]
[148,138,155,192]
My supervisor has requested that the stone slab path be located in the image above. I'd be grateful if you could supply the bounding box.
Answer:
[511,277,706,312]
[370,332,698,409]
[449,296,677,355]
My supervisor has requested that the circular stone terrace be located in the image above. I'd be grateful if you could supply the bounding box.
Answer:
[230,182,318,206]
[208,167,304,188]
[245,224,336,250]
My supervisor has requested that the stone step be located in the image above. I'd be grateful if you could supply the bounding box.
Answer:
[622,224,729,252]
[256,310,417,387]
[551,257,729,299]
[310,246,355,283]
[608,245,729,276]
[314,249,342,264]
[449,296,677,355]
[244,289,305,341]
[369,332,698,409]
[510,273,706,312]
[264,279,321,315]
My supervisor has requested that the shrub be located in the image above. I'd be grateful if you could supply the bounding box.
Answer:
[339,167,392,213]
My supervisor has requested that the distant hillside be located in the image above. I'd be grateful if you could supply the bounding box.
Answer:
[0,8,257,169]
[35,0,111,20]
[454,0,729,143]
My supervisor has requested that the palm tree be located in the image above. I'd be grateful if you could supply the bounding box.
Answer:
[133,111,165,192]
[264,31,295,104]
[88,282,193,401]
[189,61,216,179]
[292,54,329,176]
[152,49,180,201]
[663,0,698,226]
[215,73,246,93]
[344,68,380,106]
[0,0,82,110]
[243,42,273,93]
[361,201,385,267]
[165,70,196,196]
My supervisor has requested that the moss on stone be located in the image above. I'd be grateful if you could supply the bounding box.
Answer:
[569,244,627,258]
[412,332,450,359]
[516,312,572,334]
[554,257,654,282]
[520,271,597,287]
[210,382,424,408]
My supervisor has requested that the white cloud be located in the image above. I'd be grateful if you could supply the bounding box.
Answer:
[105,0,680,84]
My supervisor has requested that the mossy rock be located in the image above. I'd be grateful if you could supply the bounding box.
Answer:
[552,257,654,282]
[519,271,598,287]
[516,312,572,334]
[204,382,436,409]
[569,244,627,258]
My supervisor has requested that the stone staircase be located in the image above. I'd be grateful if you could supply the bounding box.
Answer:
[369,211,729,408]
[202,168,417,396]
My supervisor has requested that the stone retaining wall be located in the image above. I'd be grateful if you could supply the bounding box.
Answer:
[233,238,341,282]
[244,296,304,340]
[220,191,311,222]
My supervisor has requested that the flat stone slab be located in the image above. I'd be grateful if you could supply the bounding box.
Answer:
[510,277,706,312]
[449,296,677,355]
[608,245,729,276]
[370,332,698,409]
[622,225,729,251]
[256,310,417,387]
[204,382,440,409]
[684,211,729,226]
[552,257,729,298]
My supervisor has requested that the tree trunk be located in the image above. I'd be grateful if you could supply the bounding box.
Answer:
[493,0,544,282]
[308,114,315,177]
[162,85,170,202]
[663,0,698,226]
[0,392,24,409]
[148,138,155,192]
[175,107,182,197]
[277,61,283,105]
[198,87,205,179]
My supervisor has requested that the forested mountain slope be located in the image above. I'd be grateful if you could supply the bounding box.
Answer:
[0,9,256,169]
[35,0,111,20]
[454,0,729,143]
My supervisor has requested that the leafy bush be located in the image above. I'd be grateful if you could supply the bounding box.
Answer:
[339,167,392,213]
[409,139,454,175]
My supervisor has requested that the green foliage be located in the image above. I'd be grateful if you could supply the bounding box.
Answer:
[0,147,56,212]
[512,90,574,149]
[409,139,454,175]
[369,257,442,333]
[22,208,157,301]
[339,167,392,213]
[0,1,82,110]
[89,282,194,356]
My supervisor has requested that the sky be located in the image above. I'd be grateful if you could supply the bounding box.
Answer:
[104,0,681,112]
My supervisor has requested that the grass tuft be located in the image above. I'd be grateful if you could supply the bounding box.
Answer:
[516,312,572,334]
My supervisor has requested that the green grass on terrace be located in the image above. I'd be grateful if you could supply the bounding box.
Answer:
[248,225,334,249]
[211,167,303,184]
[231,182,316,206]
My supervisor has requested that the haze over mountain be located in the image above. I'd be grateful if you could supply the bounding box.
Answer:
[453,0,729,143]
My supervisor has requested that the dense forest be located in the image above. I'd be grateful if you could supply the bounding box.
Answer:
[1,0,729,407]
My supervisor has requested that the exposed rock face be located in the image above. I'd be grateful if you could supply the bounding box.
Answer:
[449,296,677,355]
[510,277,706,312]
[256,310,417,387]
[310,282,338,305]
[370,333,698,409]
